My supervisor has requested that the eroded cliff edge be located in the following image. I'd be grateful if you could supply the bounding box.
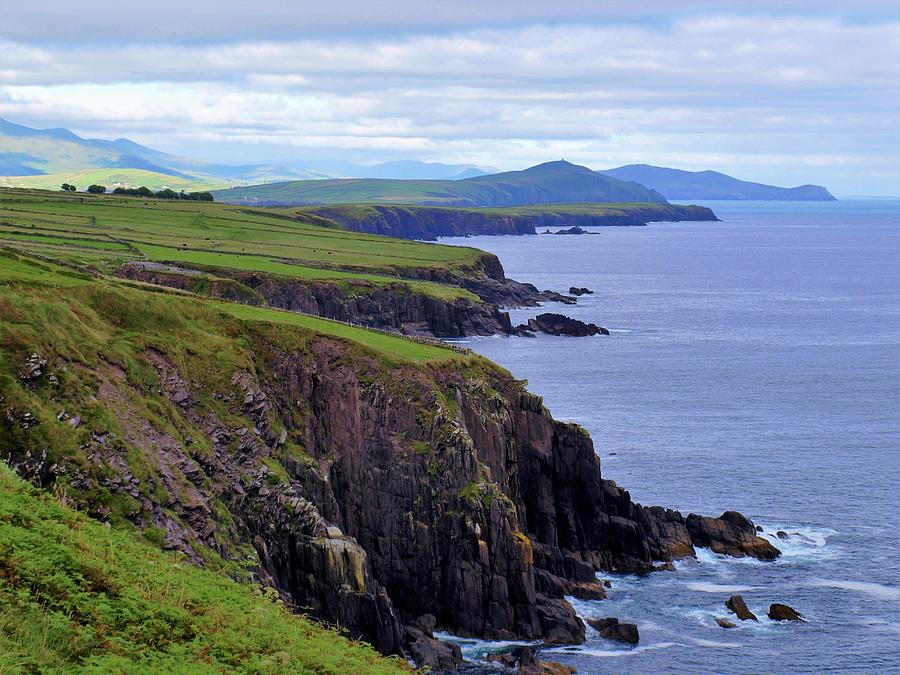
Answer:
[1,281,778,669]
[301,203,719,241]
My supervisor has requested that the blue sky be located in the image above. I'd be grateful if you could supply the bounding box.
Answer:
[2,0,899,195]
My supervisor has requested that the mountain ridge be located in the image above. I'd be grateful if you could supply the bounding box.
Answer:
[213,160,668,207]
[600,163,836,201]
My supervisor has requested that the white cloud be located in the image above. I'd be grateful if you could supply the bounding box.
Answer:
[0,11,899,194]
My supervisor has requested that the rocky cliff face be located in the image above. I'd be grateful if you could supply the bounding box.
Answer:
[117,263,518,338]
[307,204,719,241]
[1,306,778,668]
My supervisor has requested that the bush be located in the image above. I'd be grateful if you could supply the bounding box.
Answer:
[86,184,106,194]
[60,183,76,192]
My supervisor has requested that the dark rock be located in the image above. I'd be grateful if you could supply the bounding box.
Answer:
[776,530,789,540]
[403,626,463,670]
[412,613,437,636]
[755,525,764,532]
[568,287,593,296]
[716,617,737,628]
[517,313,609,337]
[486,651,518,668]
[653,561,676,572]
[725,595,758,621]
[587,617,639,644]
[515,646,537,667]
[553,226,592,235]
[768,603,803,621]
[686,511,781,560]
[539,290,578,305]
[587,617,618,632]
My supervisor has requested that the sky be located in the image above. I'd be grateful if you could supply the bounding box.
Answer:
[2,0,899,195]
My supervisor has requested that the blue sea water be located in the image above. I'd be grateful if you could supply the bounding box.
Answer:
[441,200,900,673]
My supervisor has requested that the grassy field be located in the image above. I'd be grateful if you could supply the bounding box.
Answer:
[0,464,410,674]
[0,168,224,192]
[0,188,485,300]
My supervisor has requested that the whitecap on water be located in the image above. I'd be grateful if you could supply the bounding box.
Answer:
[544,642,678,658]
[685,582,761,593]
[809,579,900,601]
[690,638,743,649]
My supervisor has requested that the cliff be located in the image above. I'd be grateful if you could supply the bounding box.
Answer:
[1,266,779,669]
[115,261,539,338]
[304,202,719,241]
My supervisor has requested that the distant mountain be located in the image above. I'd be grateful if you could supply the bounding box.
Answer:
[302,159,491,180]
[600,164,836,201]
[0,118,189,178]
[0,118,326,189]
[213,160,668,206]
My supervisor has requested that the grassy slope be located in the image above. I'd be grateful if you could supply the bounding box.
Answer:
[0,250,460,364]
[0,464,409,674]
[0,188,484,301]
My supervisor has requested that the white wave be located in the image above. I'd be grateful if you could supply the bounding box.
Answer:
[544,642,678,658]
[690,638,743,649]
[685,582,761,593]
[757,525,835,552]
[809,579,900,601]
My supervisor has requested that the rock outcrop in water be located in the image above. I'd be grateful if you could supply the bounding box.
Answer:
[768,603,803,621]
[514,313,610,337]
[726,595,758,621]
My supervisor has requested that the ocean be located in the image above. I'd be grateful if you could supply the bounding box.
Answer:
[441,200,900,673]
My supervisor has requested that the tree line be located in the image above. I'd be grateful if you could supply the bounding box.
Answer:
[60,183,213,201]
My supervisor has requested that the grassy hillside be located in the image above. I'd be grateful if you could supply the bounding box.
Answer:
[0,188,486,301]
[213,160,666,206]
[0,464,410,674]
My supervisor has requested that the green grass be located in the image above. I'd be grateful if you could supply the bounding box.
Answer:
[0,188,486,300]
[0,464,409,674]
[217,302,456,363]
[135,243,477,301]
[0,249,94,286]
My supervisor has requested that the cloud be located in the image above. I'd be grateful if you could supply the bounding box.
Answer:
[0,9,899,194]
[3,0,898,42]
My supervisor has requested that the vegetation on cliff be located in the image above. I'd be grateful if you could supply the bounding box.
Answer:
[0,465,409,674]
